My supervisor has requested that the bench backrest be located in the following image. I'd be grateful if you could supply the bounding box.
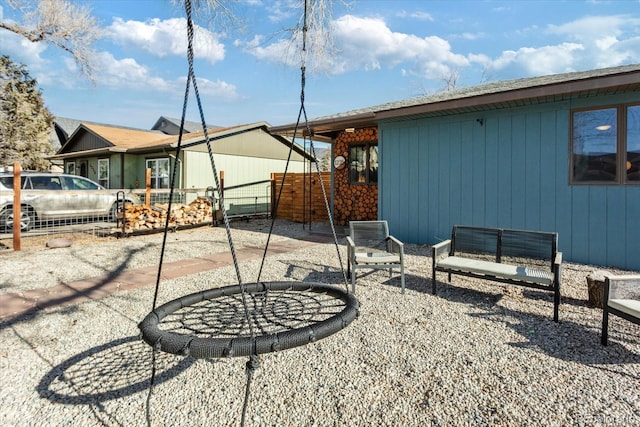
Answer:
[350,220,390,248]
[451,225,557,270]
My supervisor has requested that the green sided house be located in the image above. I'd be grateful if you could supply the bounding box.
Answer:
[49,121,310,206]
[271,64,640,271]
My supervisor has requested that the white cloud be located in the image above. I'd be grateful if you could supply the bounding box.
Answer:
[0,23,50,69]
[547,15,631,41]
[241,14,472,79]
[107,17,225,64]
[90,51,239,100]
[240,11,640,85]
[265,0,300,23]
[396,10,434,21]
[492,43,585,75]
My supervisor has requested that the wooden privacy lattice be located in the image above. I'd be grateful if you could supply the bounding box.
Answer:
[271,172,331,222]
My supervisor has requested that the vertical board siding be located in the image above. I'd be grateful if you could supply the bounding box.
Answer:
[524,113,542,230]
[510,113,527,229]
[605,187,626,268]
[497,116,513,228]
[626,188,640,269]
[484,118,499,227]
[554,110,573,256]
[417,126,441,241]
[570,187,590,263]
[404,125,420,238]
[379,98,639,271]
[459,120,474,225]
[538,110,558,232]
[471,120,486,225]
[588,187,608,266]
[435,125,450,242]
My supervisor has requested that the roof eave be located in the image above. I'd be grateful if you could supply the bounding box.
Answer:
[49,147,127,160]
[269,112,377,140]
[376,70,640,120]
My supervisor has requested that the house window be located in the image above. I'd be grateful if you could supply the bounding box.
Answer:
[65,162,76,175]
[146,158,170,189]
[571,104,640,184]
[627,105,640,182]
[98,159,109,188]
[349,144,378,184]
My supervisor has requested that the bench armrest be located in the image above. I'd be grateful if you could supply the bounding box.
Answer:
[432,239,451,264]
[554,252,562,279]
[554,251,562,267]
[386,235,404,257]
[346,236,355,248]
[346,236,355,260]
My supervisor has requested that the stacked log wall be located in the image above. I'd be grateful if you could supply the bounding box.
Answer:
[333,127,378,225]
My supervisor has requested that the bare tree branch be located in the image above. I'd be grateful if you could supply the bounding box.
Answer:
[0,0,101,82]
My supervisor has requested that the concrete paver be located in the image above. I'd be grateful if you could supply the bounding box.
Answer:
[0,237,328,320]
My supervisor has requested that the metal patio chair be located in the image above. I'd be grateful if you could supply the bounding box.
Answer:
[346,220,405,294]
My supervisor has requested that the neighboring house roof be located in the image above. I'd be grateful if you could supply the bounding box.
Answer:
[53,124,168,159]
[269,63,640,139]
[50,117,156,151]
[150,116,220,134]
[50,121,315,162]
[51,115,217,152]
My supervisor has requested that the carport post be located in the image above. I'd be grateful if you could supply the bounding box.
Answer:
[12,163,21,251]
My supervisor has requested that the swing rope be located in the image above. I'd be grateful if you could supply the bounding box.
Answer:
[143,2,356,426]
[256,0,349,293]
[145,1,258,424]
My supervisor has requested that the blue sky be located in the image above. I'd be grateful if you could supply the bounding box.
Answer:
[1,0,639,130]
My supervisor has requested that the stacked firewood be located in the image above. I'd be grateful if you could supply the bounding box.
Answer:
[122,197,214,231]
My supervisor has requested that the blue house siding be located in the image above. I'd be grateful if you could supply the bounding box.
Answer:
[379,95,640,270]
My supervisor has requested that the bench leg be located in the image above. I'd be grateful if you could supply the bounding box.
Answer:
[601,304,609,346]
[553,286,560,323]
[431,268,437,295]
[400,264,405,294]
[351,267,356,294]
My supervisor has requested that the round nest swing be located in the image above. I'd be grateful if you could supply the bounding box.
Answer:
[139,281,359,359]
[138,0,357,363]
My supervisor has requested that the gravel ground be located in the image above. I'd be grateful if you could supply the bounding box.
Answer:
[1,219,639,427]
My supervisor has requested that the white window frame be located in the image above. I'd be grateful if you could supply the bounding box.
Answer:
[146,158,171,189]
[98,159,109,188]
[65,162,76,175]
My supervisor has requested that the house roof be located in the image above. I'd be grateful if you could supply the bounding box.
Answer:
[269,63,640,140]
[51,117,161,152]
[55,123,168,155]
[150,116,220,134]
[50,121,316,161]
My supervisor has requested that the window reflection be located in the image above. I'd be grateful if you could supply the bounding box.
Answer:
[572,108,617,182]
[349,144,378,184]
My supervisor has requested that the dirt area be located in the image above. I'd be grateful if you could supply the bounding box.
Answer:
[0,232,119,253]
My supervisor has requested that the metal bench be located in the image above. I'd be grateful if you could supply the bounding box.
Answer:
[432,225,562,322]
[601,275,640,345]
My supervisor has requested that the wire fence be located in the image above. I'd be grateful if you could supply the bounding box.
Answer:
[2,172,326,250]
[1,182,274,247]
[221,180,271,218]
